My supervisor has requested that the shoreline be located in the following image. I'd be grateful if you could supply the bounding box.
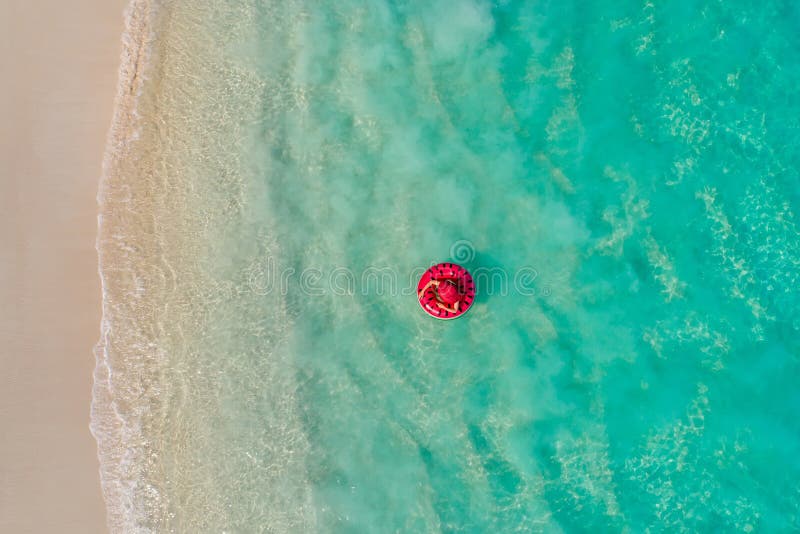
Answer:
[90,1,319,528]
[1,0,128,531]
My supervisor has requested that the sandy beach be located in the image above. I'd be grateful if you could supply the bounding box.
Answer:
[1,1,127,531]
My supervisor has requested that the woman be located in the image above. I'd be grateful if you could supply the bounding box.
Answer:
[418,278,462,314]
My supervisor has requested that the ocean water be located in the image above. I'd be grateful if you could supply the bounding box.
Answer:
[92,0,800,531]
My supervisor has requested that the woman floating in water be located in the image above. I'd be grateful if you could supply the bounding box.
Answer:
[417,278,462,314]
[417,263,475,319]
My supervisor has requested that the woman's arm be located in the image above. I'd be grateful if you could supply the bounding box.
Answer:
[438,300,460,314]
[417,279,438,297]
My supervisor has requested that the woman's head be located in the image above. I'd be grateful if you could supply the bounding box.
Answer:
[437,279,461,304]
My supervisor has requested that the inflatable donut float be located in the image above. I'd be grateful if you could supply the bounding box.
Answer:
[417,262,475,320]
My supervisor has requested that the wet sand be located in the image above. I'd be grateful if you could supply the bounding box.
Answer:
[0,1,127,531]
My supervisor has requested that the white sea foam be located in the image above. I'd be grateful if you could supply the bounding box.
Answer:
[91,1,316,531]
[92,2,160,531]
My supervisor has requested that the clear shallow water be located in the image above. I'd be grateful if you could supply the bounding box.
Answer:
[94,0,800,531]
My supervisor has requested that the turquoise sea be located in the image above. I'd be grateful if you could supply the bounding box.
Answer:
[93,0,800,531]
